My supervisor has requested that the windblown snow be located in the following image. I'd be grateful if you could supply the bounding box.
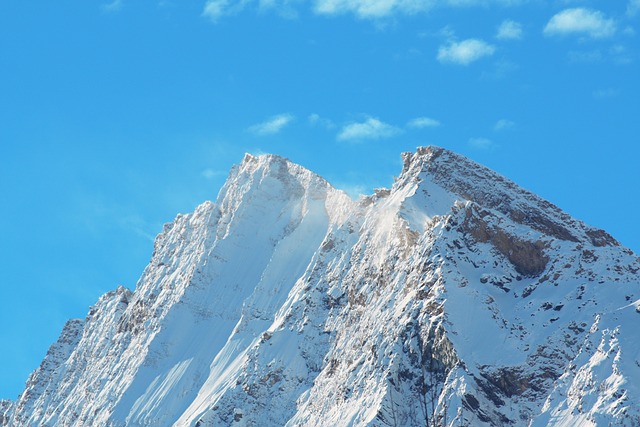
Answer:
[2,146,639,427]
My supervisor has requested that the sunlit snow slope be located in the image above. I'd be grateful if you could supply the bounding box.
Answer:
[2,147,639,427]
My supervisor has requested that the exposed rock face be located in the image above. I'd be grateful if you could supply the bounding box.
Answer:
[5,147,640,427]
[460,204,549,277]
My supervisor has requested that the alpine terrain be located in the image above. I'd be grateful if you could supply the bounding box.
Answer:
[2,146,639,427]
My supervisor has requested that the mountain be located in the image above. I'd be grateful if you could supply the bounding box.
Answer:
[2,146,639,427]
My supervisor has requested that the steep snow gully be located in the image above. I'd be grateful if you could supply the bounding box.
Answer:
[2,146,639,427]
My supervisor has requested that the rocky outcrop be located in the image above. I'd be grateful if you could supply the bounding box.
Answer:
[461,204,549,277]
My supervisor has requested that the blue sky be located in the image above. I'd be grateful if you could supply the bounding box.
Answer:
[1,0,638,399]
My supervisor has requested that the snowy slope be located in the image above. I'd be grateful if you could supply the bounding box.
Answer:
[4,146,639,427]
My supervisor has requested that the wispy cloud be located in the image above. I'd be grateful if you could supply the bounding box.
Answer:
[247,113,295,135]
[313,0,434,19]
[494,119,515,131]
[407,117,440,129]
[257,0,301,19]
[544,8,616,39]
[72,193,157,243]
[334,182,369,199]
[496,20,523,40]
[568,49,603,63]
[202,0,529,22]
[201,168,226,179]
[628,0,640,17]
[481,59,518,80]
[119,215,157,242]
[102,0,123,12]
[567,45,633,64]
[610,44,633,65]
[437,39,496,65]
[337,117,402,141]
[593,88,619,99]
[203,0,240,22]
[468,137,494,150]
[308,113,336,130]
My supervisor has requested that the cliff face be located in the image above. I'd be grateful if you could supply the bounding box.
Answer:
[5,147,640,427]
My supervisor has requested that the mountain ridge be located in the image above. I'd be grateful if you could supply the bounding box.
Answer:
[3,146,639,427]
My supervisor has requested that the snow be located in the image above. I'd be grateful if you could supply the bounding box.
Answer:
[6,146,640,427]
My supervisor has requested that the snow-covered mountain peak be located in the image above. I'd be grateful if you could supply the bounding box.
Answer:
[397,146,619,249]
[232,152,331,194]
[4,147,639,427]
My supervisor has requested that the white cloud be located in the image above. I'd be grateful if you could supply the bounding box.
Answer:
[308,113,336,129]
[247,113,295,135]
[496,19,523,40]
[407,117,440,128]
[469,137,494,149]
[437,39,496,65]
[628,0,640,17]
[337,117,402,141]
[544,8,616,39]
[494,119,515,131]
